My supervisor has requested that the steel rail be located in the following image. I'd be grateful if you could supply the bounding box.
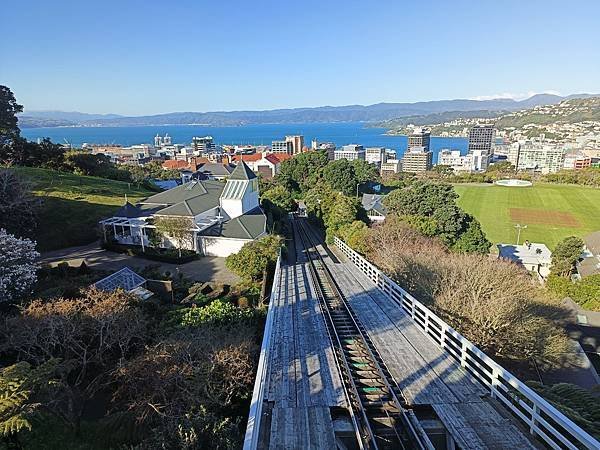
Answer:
[295,216,431,450]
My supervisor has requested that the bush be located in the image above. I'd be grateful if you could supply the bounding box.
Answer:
[337,221,369,254]
[112,325,259,448]
[364,217,570,367]
[527,382,600,439]
[548,274,600,311]
[181,299,257,327]
[225,235,281,281]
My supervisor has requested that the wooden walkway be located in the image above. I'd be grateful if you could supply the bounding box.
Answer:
[323,242,538,449]
[256,230,347,449]
[254,222,539,449]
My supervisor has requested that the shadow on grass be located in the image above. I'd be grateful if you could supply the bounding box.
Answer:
[35,196,119,252]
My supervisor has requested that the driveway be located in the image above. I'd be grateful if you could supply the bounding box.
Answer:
[39,242,240,285]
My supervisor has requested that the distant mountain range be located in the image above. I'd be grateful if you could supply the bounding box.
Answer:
[18,94,597,128]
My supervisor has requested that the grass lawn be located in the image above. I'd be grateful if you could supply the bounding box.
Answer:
[454,182,600,250]
[12,167,155,252]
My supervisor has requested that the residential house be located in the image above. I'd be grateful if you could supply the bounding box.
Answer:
[232,152,291,178]
[195,162,236,180]
[578,231,600,277]
[361,194,387,222]
[497,242,552,280]
[100,161,267,257]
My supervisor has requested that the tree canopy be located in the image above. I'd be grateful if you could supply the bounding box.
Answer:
[382,180,489,253]
[552,236,584,276]
[0,85,22,148]
[276,151,328,192]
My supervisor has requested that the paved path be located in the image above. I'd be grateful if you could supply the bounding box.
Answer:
[40,242,240,284]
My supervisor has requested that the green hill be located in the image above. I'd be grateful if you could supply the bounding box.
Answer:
[12,167,154,251]
[496,97,600,129]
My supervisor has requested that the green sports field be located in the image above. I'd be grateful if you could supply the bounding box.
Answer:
[454,183,600,250]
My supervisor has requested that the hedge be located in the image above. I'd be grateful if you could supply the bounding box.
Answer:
[102,242,198,264]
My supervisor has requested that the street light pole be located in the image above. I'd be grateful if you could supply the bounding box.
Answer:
[356,182,361,199]
[514,223,527,245]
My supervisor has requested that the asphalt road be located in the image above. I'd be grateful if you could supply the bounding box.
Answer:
[39,241,240,284]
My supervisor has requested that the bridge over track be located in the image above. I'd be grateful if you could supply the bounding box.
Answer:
[244,215,600,449]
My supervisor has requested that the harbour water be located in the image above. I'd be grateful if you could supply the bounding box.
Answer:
[21,122,468,162]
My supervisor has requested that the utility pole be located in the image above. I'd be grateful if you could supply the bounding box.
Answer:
[514,223,527,245]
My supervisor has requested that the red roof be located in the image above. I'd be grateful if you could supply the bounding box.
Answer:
[264,154,281,164]
[274,153,293,162]
[162,160,190,170]
[233,153,263,162]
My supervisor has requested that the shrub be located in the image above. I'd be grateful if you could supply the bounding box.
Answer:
[181,299,257,327]
[225,235,281,281]
[0,228,40,303]
[548,274,600,312]
[364,217,570,367]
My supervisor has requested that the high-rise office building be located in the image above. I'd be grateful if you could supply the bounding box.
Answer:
[468,125,495,155]
[467,125,495,171]
[272,140,293,155]
[408,128,431,152]
[285,135,304,155]
[401,146,433,173]
[192,136,216,154]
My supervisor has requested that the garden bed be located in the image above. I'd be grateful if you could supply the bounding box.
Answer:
[102,241,199,264]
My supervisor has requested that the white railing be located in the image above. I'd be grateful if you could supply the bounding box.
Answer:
[243,252,282,450]
[334,237,600,450]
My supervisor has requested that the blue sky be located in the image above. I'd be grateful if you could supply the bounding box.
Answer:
[2,0,599,115]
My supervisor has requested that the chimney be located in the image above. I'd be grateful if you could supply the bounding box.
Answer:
[189,156,198,172]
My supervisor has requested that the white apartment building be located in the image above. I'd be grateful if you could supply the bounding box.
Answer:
[470,149,490,171]
[365,147,386,166]
[334,144,365,161]
[192,136,216,155]
[272,140,293,155]
[493,142,520,167]
[285,135,304,155]
[380,159,401,175]
[437,149,472,172]
[517,142,566,173]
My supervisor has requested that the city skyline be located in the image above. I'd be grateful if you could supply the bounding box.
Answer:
[2,0,599,115]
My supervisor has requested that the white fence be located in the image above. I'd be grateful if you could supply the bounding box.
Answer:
[334,237,600,450]
[243,253,282,450]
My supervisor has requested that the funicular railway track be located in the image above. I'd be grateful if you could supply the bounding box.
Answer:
[294,216,433,450]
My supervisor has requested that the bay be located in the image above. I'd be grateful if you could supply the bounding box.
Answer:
[21,122,467,162]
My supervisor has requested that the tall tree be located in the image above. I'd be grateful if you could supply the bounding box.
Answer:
[276,151,328,192]
[552,236,584,277]
[383,181,458,217]
[322,159,358,196]
[0,85,22,148]
[351,159,379,184]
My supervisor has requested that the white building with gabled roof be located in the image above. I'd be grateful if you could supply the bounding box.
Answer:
[100,161,267,257]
